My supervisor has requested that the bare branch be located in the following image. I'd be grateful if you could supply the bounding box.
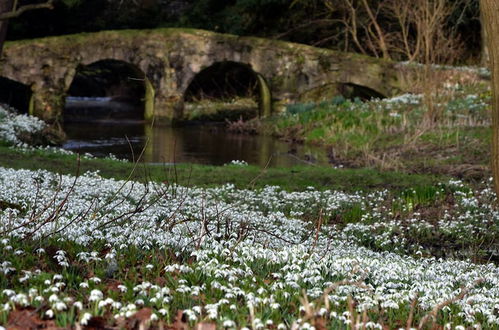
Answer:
[0,0,54,20]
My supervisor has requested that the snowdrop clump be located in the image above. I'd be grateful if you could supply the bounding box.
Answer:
[384,93,422,105]
[225,160,249,166]
[0,166,498,327]
[0,105,46,147]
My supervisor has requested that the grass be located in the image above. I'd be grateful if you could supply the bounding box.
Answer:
[254,83,493,180]
[0,145,446,194]
[183,98,258,122]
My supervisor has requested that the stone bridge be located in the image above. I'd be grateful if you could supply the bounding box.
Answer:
[0,28,406,122]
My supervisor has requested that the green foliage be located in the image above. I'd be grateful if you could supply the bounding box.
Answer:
[264,84,491,177]
[5,0,482,64]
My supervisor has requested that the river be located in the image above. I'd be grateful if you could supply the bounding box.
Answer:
[62,120,330,167]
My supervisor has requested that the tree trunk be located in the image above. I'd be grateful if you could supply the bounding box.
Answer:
[480,6,490,66]
[0,0,15,58]
[480,0,499,196]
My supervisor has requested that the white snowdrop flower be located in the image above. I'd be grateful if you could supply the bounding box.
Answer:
[48,294,59,303]
[112,302,122,309]
[164,265,177,272]
[179,265,192,273]
[183,309,197,321]
[74,301,83,310]
[80,312,92,325]
[79,282,89,289]
[98,300,107,309]
[125,310,136,318]
[89,277,101,283]
[12,294,28,306]
[223,319,236,328]
[34,296,44,302]
[145,264,154,270]
[150,313,159,321]
[2,289,15,297]
[455,326,465,330]
[53,274,63,281]
[54,301,67,311]
[36,248,45,255]
[135,299,144,305]
[44,280,51,286]
[159,308,168,316]
[89,289,103,302]
[28,288,38,297]
[277,324,287,330]
[14,249,24,255]
[300,322,313,329]
[45,309,54,318]
[192,306,202,314]
[19,275,30,283]
[117,285,127,293]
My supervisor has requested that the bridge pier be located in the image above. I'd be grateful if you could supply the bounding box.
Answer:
[31,87,66,123]
[153,94,184,123]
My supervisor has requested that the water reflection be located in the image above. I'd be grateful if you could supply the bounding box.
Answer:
[63,121,329,167]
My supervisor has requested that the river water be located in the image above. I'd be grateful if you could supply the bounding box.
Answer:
[62,120,330,167]
[62,97,330,167]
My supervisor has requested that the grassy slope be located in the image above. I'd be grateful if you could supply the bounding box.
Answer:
[257,84,492,180]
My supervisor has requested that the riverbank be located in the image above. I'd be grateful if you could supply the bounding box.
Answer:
[0,145,444,193]
[239,81,492,181]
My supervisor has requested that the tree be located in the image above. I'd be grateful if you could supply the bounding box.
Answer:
[0,0,55,57]
[480,0,499,196]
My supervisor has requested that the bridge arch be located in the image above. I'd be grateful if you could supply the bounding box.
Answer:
[63,59,155,122]
[0,76,33,114]
[337,82,386,100]
[181,61,272,120]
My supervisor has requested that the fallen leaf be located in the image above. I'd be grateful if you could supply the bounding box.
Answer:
[125,308,153,330]
[7,309,42,329]
[83,316,112,330]
[170,310,188,330]
[194,322,216,330]
[133,308,153,322]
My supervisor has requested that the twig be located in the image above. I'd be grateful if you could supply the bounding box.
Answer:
[0,0,54,20]
[418,278,484,329]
